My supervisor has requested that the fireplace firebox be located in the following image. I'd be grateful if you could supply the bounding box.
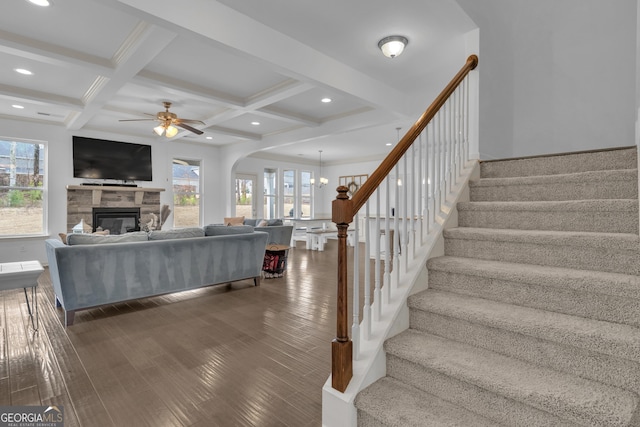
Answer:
[92,207,140,235]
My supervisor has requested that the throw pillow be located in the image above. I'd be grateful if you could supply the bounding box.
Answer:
[224,216,245,226]
[58,233,67,244]
[204,225,254,236]
[266,219,283,226]
[257,220,268,227]
[67,231,148,246]
[148,227,204,240]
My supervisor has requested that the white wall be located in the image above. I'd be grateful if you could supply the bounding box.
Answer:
[0,117,222,263]
[457,0,638,159]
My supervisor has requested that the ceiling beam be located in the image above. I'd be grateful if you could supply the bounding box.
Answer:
[0,29,114,75]
[66,22,177,130]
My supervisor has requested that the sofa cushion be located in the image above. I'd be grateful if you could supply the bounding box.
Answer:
[243,218,260,226]
[148,227,204,240]
[66,231,148,246]
[204,224,254,236]
[266,219,283,226]
[224,216,245,226]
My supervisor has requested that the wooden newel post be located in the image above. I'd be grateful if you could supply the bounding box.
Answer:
[331,185,353,392]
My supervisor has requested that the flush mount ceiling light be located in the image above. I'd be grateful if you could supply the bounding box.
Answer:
[378,35,409,58]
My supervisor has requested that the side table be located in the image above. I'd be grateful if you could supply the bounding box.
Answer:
[0,260,43,331]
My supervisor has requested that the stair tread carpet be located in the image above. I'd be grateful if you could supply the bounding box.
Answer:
[479,147,637,178]
[457,199,638,212]
[469,169,639,202]
[408,289,640,362]
[355,377,501,427]
[444,227,640,250]
[427,256,640,300]
[385,330,639,427]
[471,168,638,188]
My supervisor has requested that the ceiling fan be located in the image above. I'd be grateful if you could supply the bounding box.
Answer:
[119,101,205,137]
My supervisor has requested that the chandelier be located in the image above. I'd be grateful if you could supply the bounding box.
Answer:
[310,149,328,188]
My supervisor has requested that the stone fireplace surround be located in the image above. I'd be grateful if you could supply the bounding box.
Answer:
[66,185,164,233]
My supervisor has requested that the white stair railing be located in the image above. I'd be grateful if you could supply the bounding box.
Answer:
[328,56,479,401]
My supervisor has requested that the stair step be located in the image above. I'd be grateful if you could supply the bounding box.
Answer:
[457,199,638,233]
[480,146,637,178]
[355,377,500,427]
[427,256,640,326]
[408,289,640,394]
[470,169,638,202]
[409,290,640,363]
[385,330,639,427]
[444,227,640,275]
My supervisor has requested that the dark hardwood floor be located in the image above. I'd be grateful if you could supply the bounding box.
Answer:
[0,240,352,427]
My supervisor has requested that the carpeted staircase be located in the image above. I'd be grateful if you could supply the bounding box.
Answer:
[355,146,640,426]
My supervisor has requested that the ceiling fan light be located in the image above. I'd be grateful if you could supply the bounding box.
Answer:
[378,36,408,58]
[153,125,165,136]
[165,125,179,138]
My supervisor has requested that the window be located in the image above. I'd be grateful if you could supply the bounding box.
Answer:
[172,158,201,227]
[301,170,312,218]
[263,168,277,219]
[0,139,46,236]
[284,169,295,218]
[235,174,256,219]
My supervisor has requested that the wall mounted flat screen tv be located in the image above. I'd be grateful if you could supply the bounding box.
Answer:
[73,136,153,182]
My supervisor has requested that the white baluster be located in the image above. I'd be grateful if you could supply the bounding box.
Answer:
[410,142,416,256]
[402,153,408,272]
[352,211,360,358]
[463,78,469,165]
[384,175,391,301]
[429,123,436,228]
[363,201,371,340]
[418,132,424,244]
[394,164,400,286]
[374,189,381,321]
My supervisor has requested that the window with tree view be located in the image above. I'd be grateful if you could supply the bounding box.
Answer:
[172,158,201,228]
[0,139,45,236]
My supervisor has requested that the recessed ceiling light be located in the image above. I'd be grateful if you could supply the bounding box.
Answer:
[12,105,25,109]
[205,136,213,140]
[27,0,50,6]
[251,121,260,126]
[15,68,33,75]
[386,143,393,146]
[321,98,332,103]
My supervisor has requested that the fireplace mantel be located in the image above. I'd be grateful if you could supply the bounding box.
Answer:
[66,185,165,232]
[66,185,164,206]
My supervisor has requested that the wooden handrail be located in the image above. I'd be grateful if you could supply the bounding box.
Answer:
[351,54,478,213]
[330,54,478,393]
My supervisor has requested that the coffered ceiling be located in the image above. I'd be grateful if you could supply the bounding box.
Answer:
[0,0,476,164]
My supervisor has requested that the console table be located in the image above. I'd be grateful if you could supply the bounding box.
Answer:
[0,260,43,330]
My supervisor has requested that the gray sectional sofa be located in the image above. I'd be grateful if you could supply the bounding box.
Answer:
[244,218,294,248]
[45,225,268,326]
